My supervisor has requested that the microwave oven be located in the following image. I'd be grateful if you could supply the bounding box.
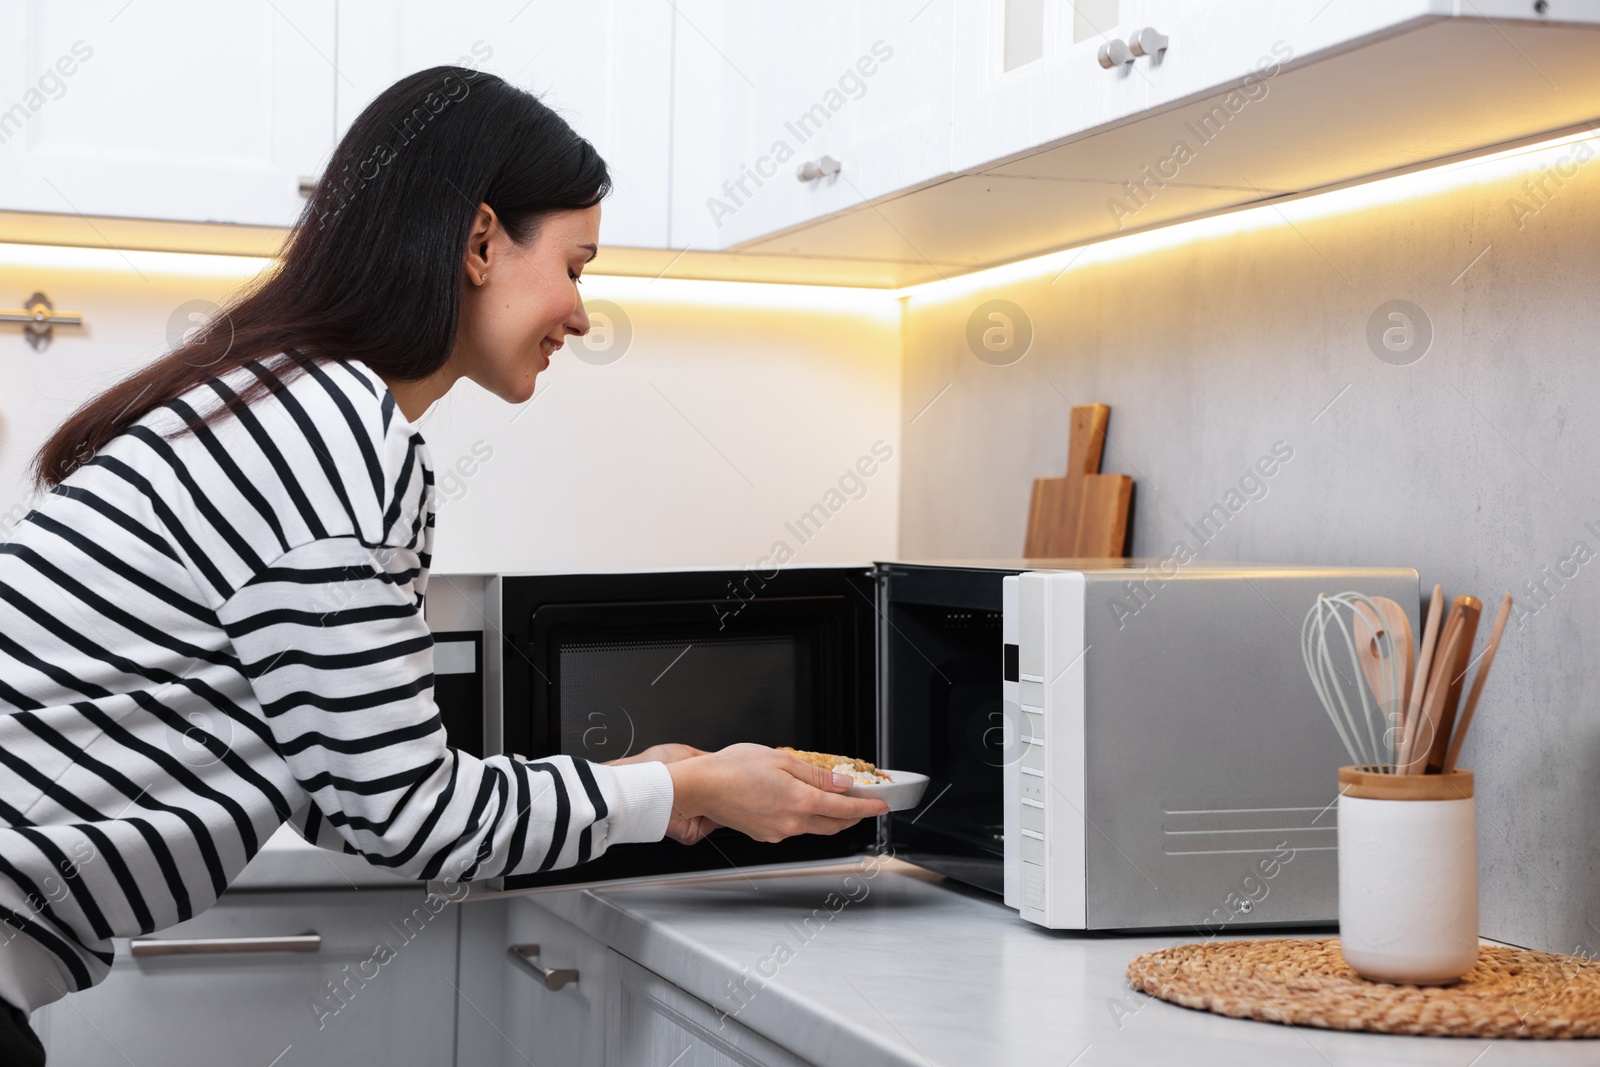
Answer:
[437,560,1416,931]
[1003,564,1418,930]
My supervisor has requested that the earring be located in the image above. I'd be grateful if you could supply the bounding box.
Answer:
[480,272,488,283]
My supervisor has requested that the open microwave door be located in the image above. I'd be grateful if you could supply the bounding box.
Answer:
[488,566,879,892]
[878,562,1021,897]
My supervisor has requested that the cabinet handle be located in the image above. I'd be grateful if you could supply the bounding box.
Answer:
[1128,27,1169,58]
[130,933,321,957]
[0,292,83,353]
[508,943,579,991]
[1096,39,1134,69]
[796,155,842,183]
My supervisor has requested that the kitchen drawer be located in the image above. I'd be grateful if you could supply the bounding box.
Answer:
[490,896,614,1067]
[608,951,817,1067]
[35,888,459,1067]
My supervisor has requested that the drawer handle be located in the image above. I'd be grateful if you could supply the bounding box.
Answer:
[508,943,579,991]
[130,933,321,957]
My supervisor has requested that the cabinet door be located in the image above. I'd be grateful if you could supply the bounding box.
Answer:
[484,896,613,1067]
[607,951,816,1067]
[669,0,954,253]
[1131,0,1436,117]
[949,0,1157,174]
[334,0,672,249]
[34,888,458,1067]
[0,0,335,227]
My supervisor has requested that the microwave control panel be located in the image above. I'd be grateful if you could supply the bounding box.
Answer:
[1003,571,1088,930]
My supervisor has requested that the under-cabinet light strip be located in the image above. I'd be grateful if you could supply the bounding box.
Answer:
[1,126,1594,305]
[898,126,1600,303]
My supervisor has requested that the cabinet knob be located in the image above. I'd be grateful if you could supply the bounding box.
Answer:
[796,155,842,183]
[508,943,579,991]
[1128,27,1169,58]
[1096,39,1134,69]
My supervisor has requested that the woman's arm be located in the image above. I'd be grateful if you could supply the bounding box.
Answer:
[220,537,674,883]
[222,540,885,881]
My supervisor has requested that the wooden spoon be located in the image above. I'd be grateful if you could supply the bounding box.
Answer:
[1352,598,1412,763]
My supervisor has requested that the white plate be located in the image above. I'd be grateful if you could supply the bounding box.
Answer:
[845,769,930,812]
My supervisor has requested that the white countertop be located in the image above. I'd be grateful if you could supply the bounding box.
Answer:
[502,857,1598,1067]
[230,825,412,891]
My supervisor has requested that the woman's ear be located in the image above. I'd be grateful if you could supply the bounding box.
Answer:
[464,202,497,286]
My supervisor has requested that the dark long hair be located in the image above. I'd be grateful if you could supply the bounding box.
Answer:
[33,66,610,488]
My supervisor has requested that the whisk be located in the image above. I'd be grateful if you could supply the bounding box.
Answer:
[1301,592,1408,772]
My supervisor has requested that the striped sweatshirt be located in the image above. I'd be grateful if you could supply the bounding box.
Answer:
[0,356,673,1012]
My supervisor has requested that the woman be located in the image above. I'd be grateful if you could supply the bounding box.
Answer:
[0,66,885,1060]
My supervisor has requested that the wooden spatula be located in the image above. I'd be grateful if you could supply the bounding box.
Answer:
[1411,607,1464,775]
[1398,584,1443,774]
[1426,595,1481,773]
[1441,591,1512,774]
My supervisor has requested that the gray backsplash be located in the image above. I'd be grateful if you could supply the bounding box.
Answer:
[898,153,1600,956]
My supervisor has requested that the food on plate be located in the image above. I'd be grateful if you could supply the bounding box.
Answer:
[777,747,892,785]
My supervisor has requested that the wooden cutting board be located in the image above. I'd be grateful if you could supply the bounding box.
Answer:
[1024,404,1133,558]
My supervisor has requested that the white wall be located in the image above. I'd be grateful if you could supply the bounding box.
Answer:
[0,253,902,574]
[417,279,902,573]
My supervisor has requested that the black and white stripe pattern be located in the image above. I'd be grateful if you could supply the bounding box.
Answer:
[0,356,672,1012]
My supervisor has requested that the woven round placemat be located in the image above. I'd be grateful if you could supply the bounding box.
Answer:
[1126,937,1600,1038]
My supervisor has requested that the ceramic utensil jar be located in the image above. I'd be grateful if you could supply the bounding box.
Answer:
[1337,766,1478,984]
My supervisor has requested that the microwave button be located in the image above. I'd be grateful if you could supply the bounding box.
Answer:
[1020,680,1045,705]
[1019,802,1046,834]
[1021,741,1047,773]
[1020,775,1045,802]
[1021,703,1044,741]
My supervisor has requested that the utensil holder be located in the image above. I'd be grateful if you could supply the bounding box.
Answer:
[1337,766,1477,985]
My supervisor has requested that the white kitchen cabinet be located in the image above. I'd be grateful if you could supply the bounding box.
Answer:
[742,2,1600,282]
[484,896,613,1067]
[607,952,816,1067]
[948,0,1160,175]
[460,895,817,1067]
[34,888,459,1067]
[669,0,955,253]
[0,0,335,228]
[334,0,673,249]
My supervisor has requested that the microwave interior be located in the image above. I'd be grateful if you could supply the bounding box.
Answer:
[492,564,1016,895]
[498,568,879,890]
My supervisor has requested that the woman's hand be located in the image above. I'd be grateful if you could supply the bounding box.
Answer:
[603,744,717,844]
[605,743,706,768]
[665,743,889,844]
